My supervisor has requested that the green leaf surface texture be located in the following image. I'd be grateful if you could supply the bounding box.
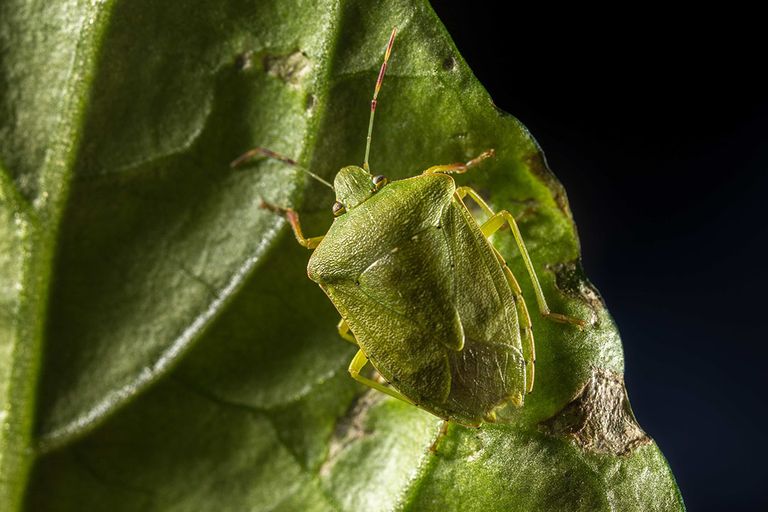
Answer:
[0,0,684,510]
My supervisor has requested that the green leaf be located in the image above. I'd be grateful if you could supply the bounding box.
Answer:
[0,0,685,510]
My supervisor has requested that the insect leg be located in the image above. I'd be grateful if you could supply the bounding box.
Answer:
[455,186,494,218]
[459,187,585,328]
[348,350,415,405]
[489,244,535,392]
[259,201,324,249]
[429,420,450,453]
[337,318,357,344]
[423,149,495,175]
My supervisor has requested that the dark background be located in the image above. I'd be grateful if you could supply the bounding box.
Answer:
[431,4,767,511]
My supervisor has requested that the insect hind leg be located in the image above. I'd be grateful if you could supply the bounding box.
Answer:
[458,186,585,329]
[337,318,357,344]
[348,350,415,405]
[490,245,535,393]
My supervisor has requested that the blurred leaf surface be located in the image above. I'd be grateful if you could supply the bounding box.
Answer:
[0,0,684,510]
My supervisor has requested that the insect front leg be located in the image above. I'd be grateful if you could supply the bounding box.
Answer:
[259,201,324,249]
[337,318,357,344]
[348,350,415,405]
[423,149,495,175]
[456,186,585,329]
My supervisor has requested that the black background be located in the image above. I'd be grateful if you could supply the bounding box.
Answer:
[431,3,768,511]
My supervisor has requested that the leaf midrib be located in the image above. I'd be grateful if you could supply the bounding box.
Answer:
[33,0,351,453]
[0,2,116,510]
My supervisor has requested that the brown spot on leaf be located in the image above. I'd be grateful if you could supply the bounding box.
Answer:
[235,51,252,71]
[510,197,540,224]
[442,56,457,71]
[263,50,311,87]
[319,390,382,477]
[305,93,316,112]
[540,368,651,456]
[549,259,604,326]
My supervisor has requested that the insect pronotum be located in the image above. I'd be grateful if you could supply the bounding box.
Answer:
[232,27,584,426]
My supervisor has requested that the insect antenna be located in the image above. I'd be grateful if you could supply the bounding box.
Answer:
[363,27,397,172]
[230,147,334,190]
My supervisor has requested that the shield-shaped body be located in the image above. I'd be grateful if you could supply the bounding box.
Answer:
[307,173,526,426]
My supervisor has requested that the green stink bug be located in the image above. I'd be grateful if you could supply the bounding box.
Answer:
[233,28,584,426]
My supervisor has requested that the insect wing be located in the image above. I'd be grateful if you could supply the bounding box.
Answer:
[327,225,459,407]
[436,201,528,422]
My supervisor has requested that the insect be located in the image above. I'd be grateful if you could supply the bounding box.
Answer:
[233,28,584,426]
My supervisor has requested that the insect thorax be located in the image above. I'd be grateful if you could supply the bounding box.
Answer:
[307,173,455,286]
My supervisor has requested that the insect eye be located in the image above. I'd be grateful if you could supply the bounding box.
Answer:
[372,175,388,190]
[332,201,346,216]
